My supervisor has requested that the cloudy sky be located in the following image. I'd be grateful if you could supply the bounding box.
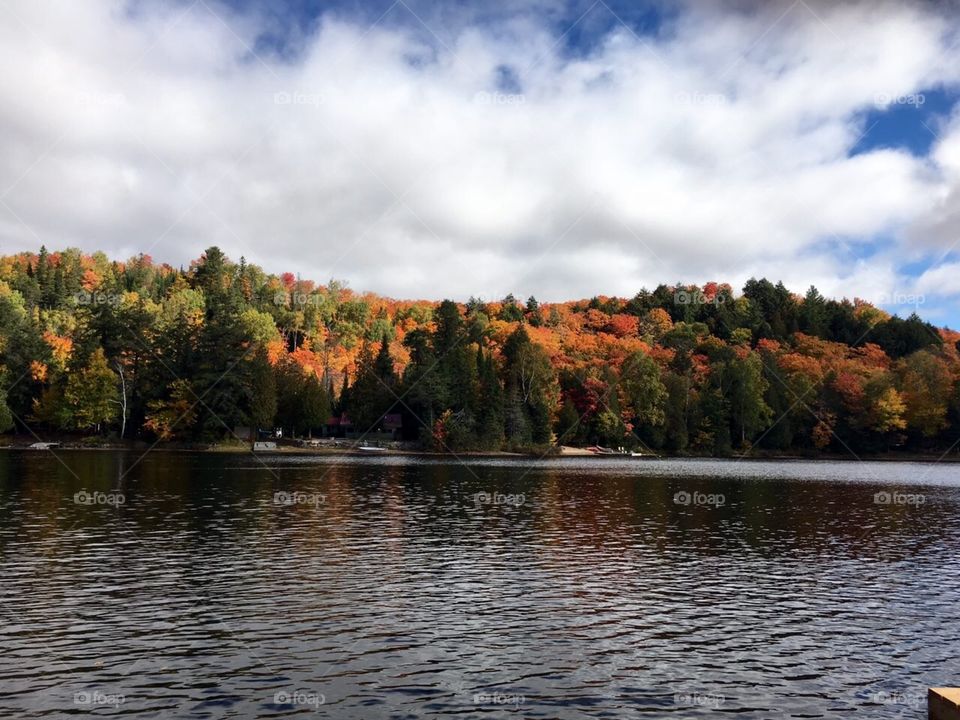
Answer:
[1,0,960,325]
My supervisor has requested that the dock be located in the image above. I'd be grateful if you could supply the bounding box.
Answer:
[930,689,960,720]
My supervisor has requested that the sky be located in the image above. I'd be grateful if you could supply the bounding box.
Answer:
[1,0,960,326]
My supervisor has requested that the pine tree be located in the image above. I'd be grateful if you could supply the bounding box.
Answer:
[502,326,557,446]
[0,370,15,433]
[475,348,504,449]
[301,373,331,437]
[347,337,397,432]
[249,348,277,435]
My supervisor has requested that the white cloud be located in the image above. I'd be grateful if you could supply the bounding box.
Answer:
[0,0,959,323]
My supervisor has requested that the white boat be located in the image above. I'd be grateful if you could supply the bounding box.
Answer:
[357,446,388,453]
[29,442,60,450]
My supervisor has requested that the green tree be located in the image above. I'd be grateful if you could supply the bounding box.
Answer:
[727,350,772,448]
[619,350,667,429]
[0,370,15,433]
[662,373,690,453]
[64,348,119,432]
[799,285,828,338]
[401,328,444,438]
[502,327,557,446]
[475,348,504,449]
[301,373,331,437]
[249,348,277,434]
[348,337,398,432]
[144,379,198,440]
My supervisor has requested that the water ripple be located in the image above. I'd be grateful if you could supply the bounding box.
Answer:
[1,450,958,718]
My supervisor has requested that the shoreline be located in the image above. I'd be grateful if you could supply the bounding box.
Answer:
[1,438,958,463]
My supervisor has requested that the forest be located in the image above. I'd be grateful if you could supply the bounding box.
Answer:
[0,246,957,457]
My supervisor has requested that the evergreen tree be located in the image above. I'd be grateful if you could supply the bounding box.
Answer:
[401,328,443,438]
[301,373,331,437]
[249,348,277,434]
[193,291,253,438]
[475,348,504,449]
[0,244,957,458]
[0,370,15,433]
[499,294,524,322]
[662,373,690,453]
[348,337,398,432]
[502,327,557,446]
[800,285,828,338]
[144,379,198,441]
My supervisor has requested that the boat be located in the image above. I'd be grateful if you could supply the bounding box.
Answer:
[28,442,60,450]
[357,445,388,453]
[586,445,654,458]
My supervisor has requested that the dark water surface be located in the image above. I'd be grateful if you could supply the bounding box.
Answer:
[1,450,959,718]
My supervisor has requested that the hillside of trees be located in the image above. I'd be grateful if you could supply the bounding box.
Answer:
[0,246,958,457]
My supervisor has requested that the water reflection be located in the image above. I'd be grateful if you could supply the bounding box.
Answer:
[0,450,958,718]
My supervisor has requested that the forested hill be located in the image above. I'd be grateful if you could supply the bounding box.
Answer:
[0,246,957,456]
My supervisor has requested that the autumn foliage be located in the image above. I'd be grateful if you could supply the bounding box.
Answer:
[0,246,957,455]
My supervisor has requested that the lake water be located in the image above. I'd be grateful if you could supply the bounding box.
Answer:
[1,450,959,718]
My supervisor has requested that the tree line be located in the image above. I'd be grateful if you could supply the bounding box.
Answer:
[0,246,957,456]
